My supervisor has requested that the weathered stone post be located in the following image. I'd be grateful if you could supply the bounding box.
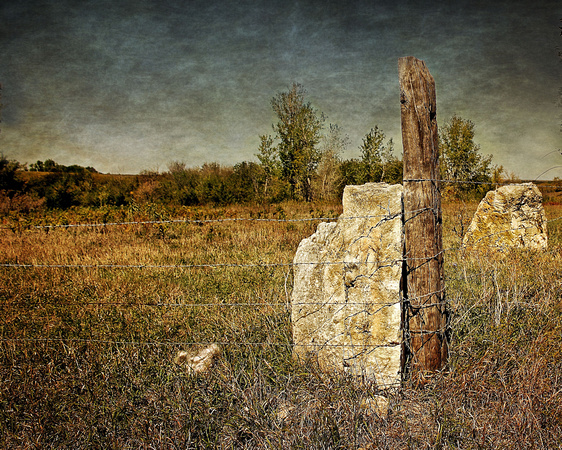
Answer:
[399,57,448,375]
[462,183,548,250]
[291,183,403,387]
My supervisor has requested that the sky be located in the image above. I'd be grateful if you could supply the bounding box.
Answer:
[0,0,560,178]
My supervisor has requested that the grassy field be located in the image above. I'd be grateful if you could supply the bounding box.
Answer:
[0,195,561,449]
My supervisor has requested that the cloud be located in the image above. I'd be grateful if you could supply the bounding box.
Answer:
[0,0,559,176]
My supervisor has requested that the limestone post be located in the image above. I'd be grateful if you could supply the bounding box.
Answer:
[398,57,448,376]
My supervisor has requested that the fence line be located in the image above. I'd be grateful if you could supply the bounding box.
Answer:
[0,300,399,308]
[4,216,341,230]
[0,258,418,270]
[0,337,402,349]
[1,191,560,355]
[0,212,408,231]
[405,178,561,187]
[2,214,559,271]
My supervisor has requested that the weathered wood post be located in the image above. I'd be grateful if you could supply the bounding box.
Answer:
[399,57,448,377]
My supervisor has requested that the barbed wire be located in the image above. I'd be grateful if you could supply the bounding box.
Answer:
[0,258,419,270]
[404,178,562,187]
[1,213,559,271]
[0,177,559,231]
[0,299,401,308]
[0,337,402,349]
[0,212,407,231]
[7,216,341,230]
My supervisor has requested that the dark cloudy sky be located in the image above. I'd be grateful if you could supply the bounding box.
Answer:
[1,0,560,177]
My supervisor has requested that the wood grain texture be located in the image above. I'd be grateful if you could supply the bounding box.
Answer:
[399,56,448,374]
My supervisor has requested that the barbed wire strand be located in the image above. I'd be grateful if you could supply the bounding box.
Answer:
[0,299,401,308]
[0,211,408,231]
[1,175,560,231]
[0,337,402,349]
[2,213,560,271]
[1,181,560,354]
[404,178,561,187]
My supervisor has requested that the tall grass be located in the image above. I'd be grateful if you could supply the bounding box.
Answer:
[0,199,561,448]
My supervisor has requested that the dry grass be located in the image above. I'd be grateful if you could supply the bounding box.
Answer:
[0,197,561,448]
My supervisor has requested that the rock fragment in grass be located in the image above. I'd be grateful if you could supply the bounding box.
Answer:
[174,344,221,375]
[275,400,295,422]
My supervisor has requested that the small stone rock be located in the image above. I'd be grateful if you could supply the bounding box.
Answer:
[174,344,221,375]
[275,400,294,422]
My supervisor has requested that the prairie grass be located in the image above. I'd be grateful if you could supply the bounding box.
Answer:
[1,198,561,448]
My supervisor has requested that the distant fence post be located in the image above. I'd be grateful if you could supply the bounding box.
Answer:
[399,57,448,377]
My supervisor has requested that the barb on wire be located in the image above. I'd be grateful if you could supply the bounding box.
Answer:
[2,213,560,271]
[407,325,448,335]
[403,288,446,304]
[0,337,405,349]
[0,213,405,231]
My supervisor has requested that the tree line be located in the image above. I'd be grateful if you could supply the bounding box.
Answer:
[257,83,500,201]
[0,83,500,213]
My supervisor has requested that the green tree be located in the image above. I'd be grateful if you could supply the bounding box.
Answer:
[164,161,199,205]
[270,83,324,201]
[44,171,92,208]
[359,126,395,182]
[439,115,495,197]
[43,159,60,172]
[0,154,21,192]
[29,161,44,171]
[256,134,280,198]
[231,161,263,203]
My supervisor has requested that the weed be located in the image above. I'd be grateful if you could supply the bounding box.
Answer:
[0,200,561,448]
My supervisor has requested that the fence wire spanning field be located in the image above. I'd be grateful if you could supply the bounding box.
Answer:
[0,212,404,355]
[1,181,562,447]
[1,186,561,352]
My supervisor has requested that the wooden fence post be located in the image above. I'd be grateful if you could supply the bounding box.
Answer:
[399,57,448,377]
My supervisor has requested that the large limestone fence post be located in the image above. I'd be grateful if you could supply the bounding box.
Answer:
[399,56,448,375]
[291,183,404,387]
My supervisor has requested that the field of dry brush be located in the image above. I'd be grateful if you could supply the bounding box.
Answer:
[1,197,561,448]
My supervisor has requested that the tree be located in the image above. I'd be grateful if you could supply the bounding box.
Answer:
[256,134,280,198]
[314,123,348,200]
[439,115,494,197]
[231,161,263,203]
[359,126,396,183]
[270,83,324,201]
[29,161,45,172]
[0,154,21,192]
[164,161,199,205]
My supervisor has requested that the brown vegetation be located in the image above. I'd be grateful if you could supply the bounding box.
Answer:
[0,198,561,448]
